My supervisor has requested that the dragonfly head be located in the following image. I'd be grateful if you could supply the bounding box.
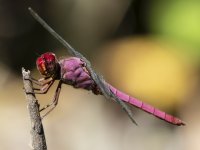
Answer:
[36,52,59,77]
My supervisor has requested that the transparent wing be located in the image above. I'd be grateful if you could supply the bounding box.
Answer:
[29,7,137,125]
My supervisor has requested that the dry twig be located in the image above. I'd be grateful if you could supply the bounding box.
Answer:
[22,68,47,150]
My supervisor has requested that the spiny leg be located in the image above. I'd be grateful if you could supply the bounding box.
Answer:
[31,77,54,86]
[24,76,54,95]
[34,80,54,94]
[25,76,59,117]
[40,80,62,118]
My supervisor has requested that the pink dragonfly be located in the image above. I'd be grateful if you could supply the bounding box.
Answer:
[29,8,185,126]
[30,52,185,126]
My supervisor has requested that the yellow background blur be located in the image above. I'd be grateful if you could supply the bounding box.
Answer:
[0,1,199,150]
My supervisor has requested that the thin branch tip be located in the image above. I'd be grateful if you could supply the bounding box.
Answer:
[22,68,47,149]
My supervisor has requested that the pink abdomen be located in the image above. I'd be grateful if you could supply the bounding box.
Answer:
[108,84,185,126]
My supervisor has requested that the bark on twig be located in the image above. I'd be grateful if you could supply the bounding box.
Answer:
[22,68,47,150]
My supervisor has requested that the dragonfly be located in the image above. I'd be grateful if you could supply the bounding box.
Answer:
[30,52,185,126]
[28,8,185,126]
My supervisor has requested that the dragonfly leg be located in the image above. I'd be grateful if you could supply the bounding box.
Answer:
[34,80,54,94]
[40,81,62,118]
[31,77,54,86]
[23,77,53,94]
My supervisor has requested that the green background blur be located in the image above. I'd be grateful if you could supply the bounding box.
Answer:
[0,0,199,150]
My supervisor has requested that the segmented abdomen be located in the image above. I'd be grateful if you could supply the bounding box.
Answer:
[108,85,185,126]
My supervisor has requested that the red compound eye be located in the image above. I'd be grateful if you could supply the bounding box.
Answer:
[42,52,56,63]
[36,56,46,75]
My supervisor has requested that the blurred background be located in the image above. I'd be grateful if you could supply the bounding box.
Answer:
[0,0,199,150]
